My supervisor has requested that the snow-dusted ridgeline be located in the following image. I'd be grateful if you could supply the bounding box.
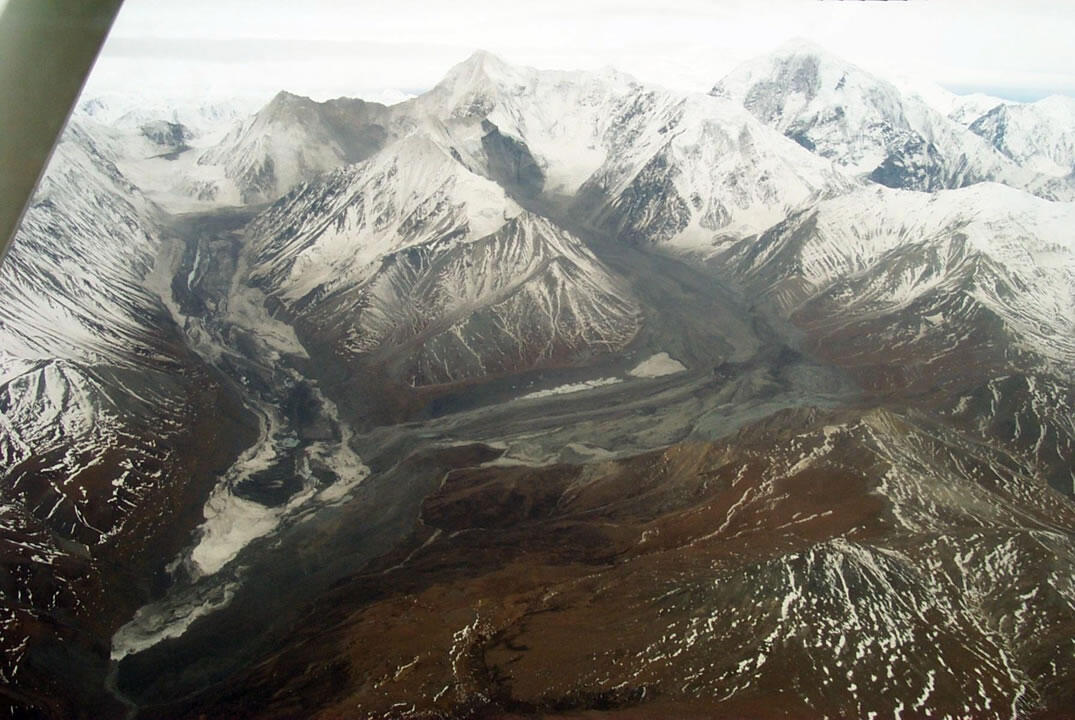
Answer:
[886,77,1008,128]
[198,91,396,204]
[712,39,1068,199]
[408,50,857,247]
[722,183,1075,369]
[75,93,260,136]
[613,405,1075,718]
[572,89,857,249]
[247,132,641,386]
[969,95,1075,178]
[0,122,251,698]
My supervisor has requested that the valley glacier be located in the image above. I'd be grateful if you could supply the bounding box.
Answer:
[1,40,1074,720]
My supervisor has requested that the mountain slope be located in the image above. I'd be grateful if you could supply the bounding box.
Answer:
[719,183,1075,494]
[722,183,1074,370]
[246,133,641,389]
[712,40,1036,194]
[198,91,395,203]
[0,123,254,716]
[970,95,1075,177]
[0,123,163,366]
[572,90,856,248]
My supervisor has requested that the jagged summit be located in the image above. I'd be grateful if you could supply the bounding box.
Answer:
[421,52,640,127]
[255,90,320,124]
[258,90,386,124]
[197,87,394,203]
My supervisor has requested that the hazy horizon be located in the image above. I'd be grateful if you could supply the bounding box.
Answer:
[81,0,1075,106]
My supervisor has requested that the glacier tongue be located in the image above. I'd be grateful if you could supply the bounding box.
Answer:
[109,200,374,661]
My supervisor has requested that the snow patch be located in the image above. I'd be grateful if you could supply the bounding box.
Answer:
[519,377,622,400]
[629,352,687,378]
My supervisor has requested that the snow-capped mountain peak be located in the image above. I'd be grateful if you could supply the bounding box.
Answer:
[449,49,516,79]
[711,42,1059,197]
[196,90,394,204]
[712,37,879,106]
[970,95,1075,177]
[243,128,639,388]
[246,130,521,305]
[428,50,523,117]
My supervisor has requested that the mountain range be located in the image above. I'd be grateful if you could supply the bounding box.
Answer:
[2,40,1073,719]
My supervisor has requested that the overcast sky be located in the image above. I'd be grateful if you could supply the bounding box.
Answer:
[83,0,1075,105]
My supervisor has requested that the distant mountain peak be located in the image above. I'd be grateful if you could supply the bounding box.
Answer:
[710,40,1038,192]
[773,36,831,57]
[253,90,322,127]
[270,89,306,102]
[758,37,867,82]
[1031,94,1075,112]
[441,49,516,87]
[424,49,535,123]
[969,95,1075,176]
[462,48,510,68]
[711,38,873,108]
[266,89,312,107]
